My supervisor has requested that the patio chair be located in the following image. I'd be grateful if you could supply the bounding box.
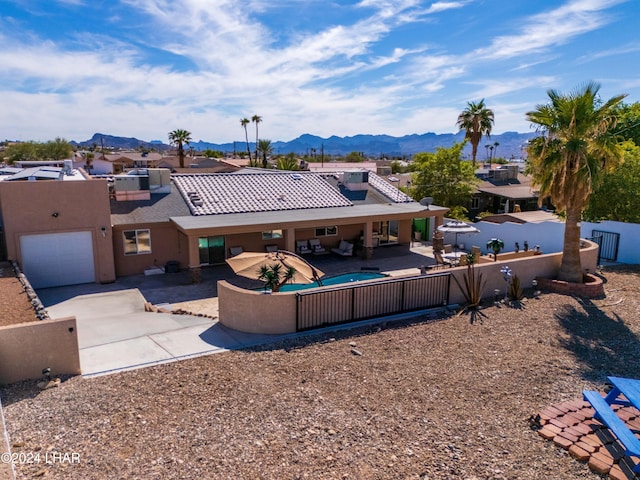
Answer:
[433,251,452,269]
[296,240,311,255]
[458,254,468,266]
[265,245,278,253]
[229,246,243,257]
[331,240,354,257]
[309,238,326,255]
[471,246,482,257]
[444,244,453,253]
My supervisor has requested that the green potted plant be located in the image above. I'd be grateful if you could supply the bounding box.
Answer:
[486,238,504,261]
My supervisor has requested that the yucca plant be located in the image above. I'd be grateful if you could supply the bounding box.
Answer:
[257,263,296,292]
[452,252,486,309]
[508,274,524,302]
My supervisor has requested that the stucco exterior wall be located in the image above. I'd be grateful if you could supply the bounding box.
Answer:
[0,179,115,283]
[113,223,189,276]
[217,281,297,334]
[448,239,599,305]
[0,317,80,385]
[218,240,600,335]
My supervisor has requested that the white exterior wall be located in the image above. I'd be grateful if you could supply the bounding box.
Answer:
[442,217,566,256]
[581,220,640,265]
[438,217,639,264]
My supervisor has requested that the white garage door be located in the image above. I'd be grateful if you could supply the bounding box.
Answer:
[20,232,96,288]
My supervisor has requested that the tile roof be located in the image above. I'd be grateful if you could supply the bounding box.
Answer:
[366,172,413,203]
[172,171,353,216]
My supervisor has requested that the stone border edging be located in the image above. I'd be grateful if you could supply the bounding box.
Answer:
[10,261,49,321]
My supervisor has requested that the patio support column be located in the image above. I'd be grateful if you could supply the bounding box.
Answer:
[285,228,296,253]
[363,221,373,260]
[187,235,202,283]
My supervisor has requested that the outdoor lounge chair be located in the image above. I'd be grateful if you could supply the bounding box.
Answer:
[229,246,243,257]
[309,238,326,255]
[296,240,311,255]
[331,240,354,257]
[433,251,452,268]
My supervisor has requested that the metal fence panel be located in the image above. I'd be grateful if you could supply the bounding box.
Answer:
[296,272,450,331]
[591,229,620,262]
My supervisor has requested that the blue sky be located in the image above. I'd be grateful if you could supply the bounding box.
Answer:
[1,0,638,144]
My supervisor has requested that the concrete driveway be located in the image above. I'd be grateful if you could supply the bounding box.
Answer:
[45,289,287,377]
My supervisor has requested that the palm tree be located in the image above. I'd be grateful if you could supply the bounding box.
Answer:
[240,118,252,162]
[168,129,192,168]
[252,115,262,160]
[457,99,495,168]
[526,81,626,283]
[493,141,500,160]
[257,139,273,168]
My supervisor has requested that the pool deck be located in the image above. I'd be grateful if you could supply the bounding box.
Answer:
[39,241,439,377]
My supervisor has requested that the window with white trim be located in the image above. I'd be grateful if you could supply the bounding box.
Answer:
[123,229,151,255]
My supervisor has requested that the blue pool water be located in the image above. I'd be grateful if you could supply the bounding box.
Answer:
[277,271,389,292]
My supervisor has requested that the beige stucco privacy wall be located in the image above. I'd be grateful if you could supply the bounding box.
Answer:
[218,240,599,335]
[0,317,81,385]
[217,281,297,334]
[0,178,116,283]
[442,239,598,306]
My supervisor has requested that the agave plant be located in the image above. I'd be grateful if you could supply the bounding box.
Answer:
[486,238,504,261]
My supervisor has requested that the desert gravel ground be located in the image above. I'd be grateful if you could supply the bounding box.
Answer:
[1,265,639,479]
[0,262,41,327]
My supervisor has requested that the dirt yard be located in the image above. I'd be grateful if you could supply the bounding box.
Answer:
[1,265,639,479]
[0,262,40,327]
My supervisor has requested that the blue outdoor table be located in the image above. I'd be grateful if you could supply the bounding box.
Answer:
[583,376,640,472]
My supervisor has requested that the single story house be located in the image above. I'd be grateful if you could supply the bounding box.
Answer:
[111,168,449,277]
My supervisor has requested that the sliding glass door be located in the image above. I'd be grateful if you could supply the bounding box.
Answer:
[198,236,225,265]
[378,220,399,245]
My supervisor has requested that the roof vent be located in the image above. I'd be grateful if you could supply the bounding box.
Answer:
[187,192,204,207]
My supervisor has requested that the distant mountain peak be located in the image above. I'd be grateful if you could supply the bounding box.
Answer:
[72,131,536,159]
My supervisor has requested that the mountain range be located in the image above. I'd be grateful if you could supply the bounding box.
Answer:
[73,131,538,160]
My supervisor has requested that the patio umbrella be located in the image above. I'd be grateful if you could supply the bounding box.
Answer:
[225,250,324,285]
[437,221,480,250]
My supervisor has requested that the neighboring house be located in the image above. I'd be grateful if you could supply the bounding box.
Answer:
[0,164,116,288]
[74,151,165,175]
[111,169,448,277]
[469,164,542,218]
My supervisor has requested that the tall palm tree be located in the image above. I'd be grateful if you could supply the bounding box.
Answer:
[257,139,273,168]
[493,141,500,160]
[526,81,626,283]
[457,99,495,168]
[240,118,251,162]
[251,115,262,160]
[168,129,192,168]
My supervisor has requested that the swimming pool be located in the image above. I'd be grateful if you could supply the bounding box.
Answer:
[277,271,389,292]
